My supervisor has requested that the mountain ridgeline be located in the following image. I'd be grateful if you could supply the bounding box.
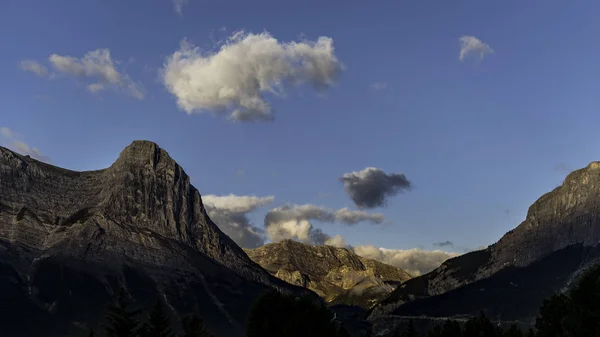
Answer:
[0,141,313,337]
[245,240,412,309]
[370,162,600,329]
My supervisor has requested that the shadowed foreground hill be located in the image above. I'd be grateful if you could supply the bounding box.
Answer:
[0,141,313,337]
[245,239,411,309]
[370,162,600,328]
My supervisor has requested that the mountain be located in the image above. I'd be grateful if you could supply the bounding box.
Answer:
[0,141,313,337]
[370,162,600,326]
[245,239,412,309]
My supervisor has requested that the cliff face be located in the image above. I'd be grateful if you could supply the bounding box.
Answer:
[245,240,411,308]
[0,141,311,337]
[371,162,600,320]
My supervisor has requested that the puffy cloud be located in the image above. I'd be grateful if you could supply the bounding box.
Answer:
[203,194,275,248]
[340,167,412,209]
[161,31,343,122]
[19,60,51,78]
[173,0,189,14]
[324,234,347,248]
[263,204,383,246]
[0,127,50,162]
[459,36,494,62]
[433,241,454,247]
[353,245,459,276]
[21,49,144,99]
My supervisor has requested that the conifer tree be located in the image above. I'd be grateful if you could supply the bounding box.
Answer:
[103,288,142,337]
[140,299,174,337]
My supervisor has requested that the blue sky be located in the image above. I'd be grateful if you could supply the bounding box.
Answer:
[1,0,600,274]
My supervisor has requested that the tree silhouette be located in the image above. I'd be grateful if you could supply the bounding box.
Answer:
[180,314,211,337]
[534,293,570,337]
[564,263,600,336]
[502,324,524,337]
[140,299,174,337]
[463,312,499,337]
[103,288,142,337]
[246,291,346,337]
[440,319,462,337]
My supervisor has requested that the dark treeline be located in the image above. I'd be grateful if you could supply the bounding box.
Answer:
[397,263,600,337]
[94,288,211,337]
[92,263,599,337]
[93,288,348,337]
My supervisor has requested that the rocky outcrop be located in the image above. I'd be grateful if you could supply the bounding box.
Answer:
[371,162,600,321]
[0,141,312,337]
[245,240,411,308]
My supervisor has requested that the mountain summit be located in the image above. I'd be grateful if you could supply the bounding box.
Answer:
[0,141,311,337]
[245,239,411,309]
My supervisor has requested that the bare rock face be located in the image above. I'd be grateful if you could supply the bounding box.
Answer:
[245,239,411,308]
[0,141,311,337]
[371,162,600,321]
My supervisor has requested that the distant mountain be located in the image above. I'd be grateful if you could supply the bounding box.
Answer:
[0,141,313,337]
[245,239,412,309]
[370,162,600,326]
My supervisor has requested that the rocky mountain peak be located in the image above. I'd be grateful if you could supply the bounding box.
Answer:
[0,141,313,337]
[246,240,411,308]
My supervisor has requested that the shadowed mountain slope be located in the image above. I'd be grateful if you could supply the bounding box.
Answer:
[0,141,313,337]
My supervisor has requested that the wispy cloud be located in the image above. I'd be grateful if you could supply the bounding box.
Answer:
[20,49,144,99]
[0,127,50,162]
[173,0,189,15]
[19,60,52,78]
[162,30,343,122]
[459,36,494,62]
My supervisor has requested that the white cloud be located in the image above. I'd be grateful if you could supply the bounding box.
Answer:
[161,31,343,122]
[203,194,275,248]
[324,234,346,248]
[49,49,121,83]
[173,0,189,15]
[354,245,459,276]
[203,194,274,213]
[19,60,51,78]
[459,36,494,62]
[263,204,383,246]
[0,127,50,162]
[21,49,144,99]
